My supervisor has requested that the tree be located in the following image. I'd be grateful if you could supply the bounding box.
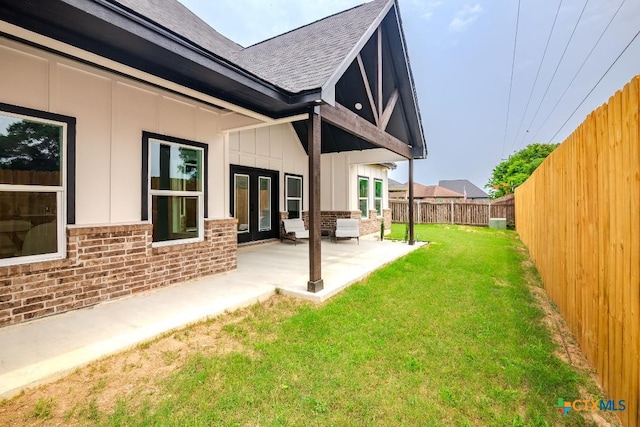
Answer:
[0,120,60,171]
[486,143,558,198]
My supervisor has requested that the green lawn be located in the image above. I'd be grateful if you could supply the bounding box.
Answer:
[52,225,602,425]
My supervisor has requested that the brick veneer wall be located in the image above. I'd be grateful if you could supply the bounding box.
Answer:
[320,210,390,238]
[0,218,237,327]
[280,210,391,239]
[320,211,359,236]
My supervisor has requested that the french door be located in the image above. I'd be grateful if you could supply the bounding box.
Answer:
[230,165,279,243]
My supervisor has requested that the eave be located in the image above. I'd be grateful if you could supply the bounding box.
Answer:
[0,0,321,119]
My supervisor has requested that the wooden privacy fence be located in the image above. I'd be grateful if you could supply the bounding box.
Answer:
[516,76,639,427]
[390,199,514,226]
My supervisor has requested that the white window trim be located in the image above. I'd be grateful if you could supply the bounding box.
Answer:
[374,178,383,218]
[285,175,303,219]
[0,111,66,267]
[358,176,369,219]
[148,138,205,247]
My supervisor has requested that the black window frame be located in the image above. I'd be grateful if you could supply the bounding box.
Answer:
[141,131,208,243]
[284,173,303,219]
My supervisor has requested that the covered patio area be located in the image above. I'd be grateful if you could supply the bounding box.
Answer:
[0,237,425,399]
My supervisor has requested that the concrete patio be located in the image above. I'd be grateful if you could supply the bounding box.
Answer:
[0,236,425,399]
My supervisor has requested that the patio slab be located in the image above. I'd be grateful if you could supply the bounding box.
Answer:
[0,236,424,399]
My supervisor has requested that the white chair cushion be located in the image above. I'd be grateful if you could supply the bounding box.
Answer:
[335,218,359,238]
[282,219,309,238]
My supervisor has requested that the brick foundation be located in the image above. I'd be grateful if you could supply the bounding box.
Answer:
[319,210,391,238]
[0,219,237,327]
[358,209,392,236]
[279,210,391,240]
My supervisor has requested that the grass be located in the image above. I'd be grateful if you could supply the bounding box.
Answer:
[28,225,599,425]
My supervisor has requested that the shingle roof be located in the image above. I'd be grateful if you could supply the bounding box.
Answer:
[438,180,489,199]
[114,0,242,61]
[233,0,390,93]
[415,184,463,199]
[114,0,390,93]
[388,178,406,189]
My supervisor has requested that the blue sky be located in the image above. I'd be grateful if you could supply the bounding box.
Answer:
[178,0,640,191]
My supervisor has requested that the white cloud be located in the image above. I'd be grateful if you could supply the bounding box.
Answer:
[411,0,444,21]
[449,3,483,32]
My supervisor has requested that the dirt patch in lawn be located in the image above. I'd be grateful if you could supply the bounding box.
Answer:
[0,295,305,427]
[521,258,622,427]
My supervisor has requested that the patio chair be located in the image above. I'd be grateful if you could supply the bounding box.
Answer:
[281,219,309,245]
[334,218,359,244]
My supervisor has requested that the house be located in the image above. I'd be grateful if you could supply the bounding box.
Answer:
[414,184,463,201]
[0,0,426,327]
[388,178,408,199]
[388,180,462,201]
[438,180,488,201]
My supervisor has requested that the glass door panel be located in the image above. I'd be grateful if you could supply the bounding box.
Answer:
[234,174,249,233]
[259,176,271,231]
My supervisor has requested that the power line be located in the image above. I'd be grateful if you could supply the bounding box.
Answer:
[510,0,564,154]
[548,27,640,143]
[500,0,522,160]
[514,0,590,152]
[526,0,626,146]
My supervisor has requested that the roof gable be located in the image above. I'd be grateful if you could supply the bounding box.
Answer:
[388,178,406,189]
[415,184,463,198]
[438,180,489,199]
[233,0,389,93]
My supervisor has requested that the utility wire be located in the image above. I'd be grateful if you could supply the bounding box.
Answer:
[526,0,626,146]
[548,27,640,142]
[500,0,522,160]
[511,0,564,153]
[513,0,590,152]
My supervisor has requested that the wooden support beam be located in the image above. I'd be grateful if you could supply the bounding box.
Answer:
[377,27,383,117]
[408,158,415,245]
[379,88,399,131]
[307,107,323,292]
[356,54,378,124]
[320,103,412,159]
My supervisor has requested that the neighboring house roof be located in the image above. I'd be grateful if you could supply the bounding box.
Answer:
[234,0,389,93]
[388,178,406,190]
[415,184,463,199]
[438,180,489,199]
[387,181,463,198]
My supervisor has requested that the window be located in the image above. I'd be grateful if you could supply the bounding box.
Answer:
[285,174,302,219]
[0,104,74,265]
[358,176,369,218]
[142,132,207,245]
[374,179,383,217]
[259,176,271,231]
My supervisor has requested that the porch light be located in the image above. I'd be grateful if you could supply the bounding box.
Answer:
[354,102,363,110]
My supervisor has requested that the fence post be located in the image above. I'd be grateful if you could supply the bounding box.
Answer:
[450,200,454,224]
[488,202,491,226]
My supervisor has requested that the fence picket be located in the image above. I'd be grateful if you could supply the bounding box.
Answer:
[516,75,639,427]
[389,198,514,227]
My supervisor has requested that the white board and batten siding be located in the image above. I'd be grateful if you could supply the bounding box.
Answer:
[321,149,397,212]
[228,125,309,212]
[0,36,243,224]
